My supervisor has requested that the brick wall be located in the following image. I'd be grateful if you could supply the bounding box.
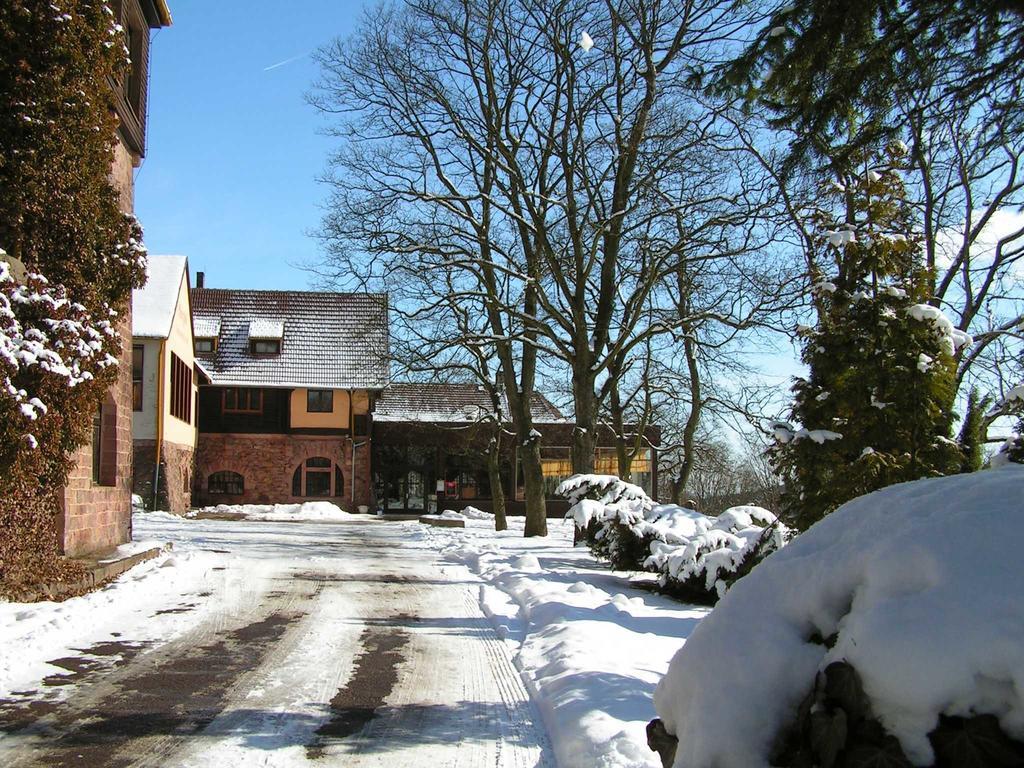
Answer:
[133,439,195,514]
[57,138,137,557]
[194,433,371,510]
[59,313,134,556]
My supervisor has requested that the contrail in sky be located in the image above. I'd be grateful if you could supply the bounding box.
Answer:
[263,52,308,72]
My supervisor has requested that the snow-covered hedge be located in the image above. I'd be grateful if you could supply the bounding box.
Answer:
[559,474,656,569]
[653,464,1024,768]
[558,474,790,604]
[646,505,791,603]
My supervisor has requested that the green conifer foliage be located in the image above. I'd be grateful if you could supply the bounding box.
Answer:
[772,145,961,530]
[0,0,147,597]
[718,0,1024,172]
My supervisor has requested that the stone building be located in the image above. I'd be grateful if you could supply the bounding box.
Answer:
[373,383,659,517]
[190,286,389,509]
[59,0,172,555]
[131,255,201,513]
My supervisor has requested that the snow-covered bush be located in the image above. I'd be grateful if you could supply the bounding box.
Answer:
[991,433,1024,468]
[646,505,791,604]
[558,474,656,569]
[653,464,1024,768]
[560,475,791,602]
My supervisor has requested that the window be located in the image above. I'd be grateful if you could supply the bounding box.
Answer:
[250,339,281,355]
[223,388,262,413]
[292,456,341,497]
[170,353,192,423]
[195,338,215,353]
[353,413,369,435]
[91,394,117,486]
[132,344,144,411]
[307,389,333,413]
[627,448,653,496]
[306,469,331,497]
[208,471,244,495]
[595,447,618,475]
[111,0,150,156]
[541,446,573,498]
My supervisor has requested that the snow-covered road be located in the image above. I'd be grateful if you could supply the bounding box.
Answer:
[0,516,555,767]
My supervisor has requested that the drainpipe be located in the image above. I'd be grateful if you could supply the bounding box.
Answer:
[152,340,166,511]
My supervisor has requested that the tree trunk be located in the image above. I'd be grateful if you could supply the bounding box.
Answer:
[488,429,507,531]
[671,333,702,506]
[571,368,598,474]
[519,435,548,537]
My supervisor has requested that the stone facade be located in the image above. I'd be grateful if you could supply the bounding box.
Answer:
[133,440,195,514]
[194,433,372,511]
[59,310,135,556]
[55,0,171,555]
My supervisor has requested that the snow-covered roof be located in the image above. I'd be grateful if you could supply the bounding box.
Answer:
[194,317,221,339]
[374,382,566,423]
[191,288,389,390]
[131,255,188,339]
[248,319,284,340]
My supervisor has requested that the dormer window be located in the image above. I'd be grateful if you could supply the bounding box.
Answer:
[251,339,281,355]
[248,319,284,356]
[194,317,221,354]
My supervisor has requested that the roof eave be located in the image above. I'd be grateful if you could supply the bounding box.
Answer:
[142,0,173,27]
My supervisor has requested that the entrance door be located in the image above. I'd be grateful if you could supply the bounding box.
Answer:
[406,470,424,511]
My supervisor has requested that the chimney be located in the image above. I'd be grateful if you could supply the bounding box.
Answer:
[196,271,205,288]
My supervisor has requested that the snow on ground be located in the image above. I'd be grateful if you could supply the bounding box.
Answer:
[190,501,355,521]
[0,535,219,704]
[3,509,705,768]
[416,516,707,768]
[654,464,1024,768]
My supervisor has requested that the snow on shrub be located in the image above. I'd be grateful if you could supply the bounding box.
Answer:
[991,433,1024,468]
[646,505,791,603]
[0,256,122,456]
[559,475,790,603]
[558,474,656,569]
[652,464,1024,768]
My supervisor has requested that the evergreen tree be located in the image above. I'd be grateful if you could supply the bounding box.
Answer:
[956,388,993,473]
[772,144,963,530]
[716,0,1024,171]
[0,0,146,596]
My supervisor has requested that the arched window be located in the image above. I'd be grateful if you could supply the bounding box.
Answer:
[208,471,243,495]
[91,393,118,487]
[291,457,344,497]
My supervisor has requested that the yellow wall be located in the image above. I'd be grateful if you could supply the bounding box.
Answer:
[289,388,370,429]
[162,272,198,448]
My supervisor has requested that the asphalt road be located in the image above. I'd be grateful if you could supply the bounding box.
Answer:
[0,520,555,767]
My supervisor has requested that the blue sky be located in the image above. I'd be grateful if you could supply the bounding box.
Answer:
[136,1,364,290]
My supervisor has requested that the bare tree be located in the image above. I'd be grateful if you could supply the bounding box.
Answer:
[901,82,1024,433]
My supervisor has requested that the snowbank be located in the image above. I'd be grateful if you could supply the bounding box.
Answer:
[421,517,707,768]
[191,501,354,522]
[654,465,1024,767]
[0,541,217,703]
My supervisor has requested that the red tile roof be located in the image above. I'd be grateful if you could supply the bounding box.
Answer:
[191,288,389,390]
